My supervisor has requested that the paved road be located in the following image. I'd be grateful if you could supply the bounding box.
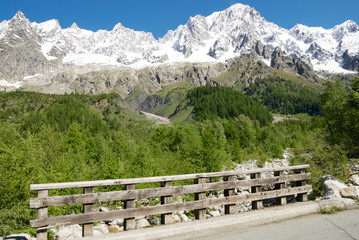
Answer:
[196,209,359,240]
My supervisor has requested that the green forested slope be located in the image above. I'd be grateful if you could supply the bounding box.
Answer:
[186,86,273,125]
[0,75,357,236]
[245,77,321,115]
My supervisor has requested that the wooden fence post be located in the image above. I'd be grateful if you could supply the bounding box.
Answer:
[82,187,94,237]
[36,190,48,240]
[296,169,308,202]
[161,181,173,225]
[250,173,263,209]
[194,177,206,220]
[124,184,136,230]
[274,171,286,205]
[224,175,236,214]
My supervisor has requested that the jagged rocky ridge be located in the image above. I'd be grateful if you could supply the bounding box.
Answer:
[0,4,358,92]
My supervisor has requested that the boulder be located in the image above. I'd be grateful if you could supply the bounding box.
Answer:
[54,225,82,240]
[323,180,347,199]
[99,206,109,212]
[172,214,181,223]
[317,198,357,210]
[148,216,161,225]
[109,218,124,227]
[208,210,221,217]
[340,186,359,200]
[107,225,121,233]
[180,214,190,222]
[319,175,336,182]
[54,227,72,240]
[136,218,150,229]
[93,230,103,236]
[93,224,109,235]
[70,225,83,238]
[350,175,359,186]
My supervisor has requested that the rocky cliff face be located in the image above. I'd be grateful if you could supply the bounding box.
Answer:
[17,62,228,99]
[342,50,359,71]
[0,4,358,93]
[0,11,59,82]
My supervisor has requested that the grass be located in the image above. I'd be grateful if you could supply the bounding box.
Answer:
[171,106,194,125]
[319,206,344,214]
[154,82,194,98]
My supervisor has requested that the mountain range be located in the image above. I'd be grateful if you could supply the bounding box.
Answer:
[0,3,358,95]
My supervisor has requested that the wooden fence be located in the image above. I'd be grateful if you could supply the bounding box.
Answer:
[30,165,311,240]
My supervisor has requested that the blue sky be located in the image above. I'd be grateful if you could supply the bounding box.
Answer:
[1,0,359,39]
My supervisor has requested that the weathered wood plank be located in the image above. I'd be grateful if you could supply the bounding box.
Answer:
[194,177,206,220]
[296,169,308,202]
[251,173,263,210]
[161,181,173,225]
[82,187,94,237]
[274,171,286,206]
[30,173,311,208]
[36,190,48,240]
[124,184,136,231]
[224,175,236,214]
[30,165,310,190]
[31,186,312,229]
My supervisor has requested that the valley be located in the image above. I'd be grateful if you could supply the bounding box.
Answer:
[0,2,358,238]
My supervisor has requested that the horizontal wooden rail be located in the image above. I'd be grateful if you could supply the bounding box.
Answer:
[31,186,312,228]
[30,165,309,191]
[30,165,311,240]
[30,173,311,208]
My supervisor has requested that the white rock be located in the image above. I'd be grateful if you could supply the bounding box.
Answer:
[99,206,109,212]
[55,227,72,240]
[323,180,348,199]
[317,197,357,210]
[178,210,184,215]
[208,210,221,217]
[180,214,190,222]
[136,218,150,229]
[109,219,124,226]
[212,206,220,211]
[70,224,82,238]
[93,230,103,236]
[350,175,359,186]
[174,195,183,203]
[172,214,181,223]
[93,224,109,234]
[340,186,359,200]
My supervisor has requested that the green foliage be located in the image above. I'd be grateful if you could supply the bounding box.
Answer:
[187,86,272,125]
[22,95,109,134]
[0,86,353,236]
[0,202,36,236]
[321,77,359,156]
[245,77,320,115]
[319,206,343,214]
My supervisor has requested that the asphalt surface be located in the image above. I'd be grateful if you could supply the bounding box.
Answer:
[196,208,359,240]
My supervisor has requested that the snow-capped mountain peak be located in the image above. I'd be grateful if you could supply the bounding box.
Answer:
[12,10,27,22]
[36,19,61,35]
[334,20,358,33]
[69,22,80,30]
[0,4,358,84]
[8,10,32,30]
